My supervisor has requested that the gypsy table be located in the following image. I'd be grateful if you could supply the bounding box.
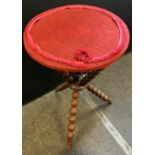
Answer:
[23,4,129,150]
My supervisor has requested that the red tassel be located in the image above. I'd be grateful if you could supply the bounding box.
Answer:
[74,49,92,63]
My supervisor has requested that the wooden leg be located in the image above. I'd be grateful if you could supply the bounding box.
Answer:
[66,90,79,150]
[55,81,70,92]
[87,84,112,105]
[56,71,112,150]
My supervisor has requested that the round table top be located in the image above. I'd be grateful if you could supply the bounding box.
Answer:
[23,4,129,72]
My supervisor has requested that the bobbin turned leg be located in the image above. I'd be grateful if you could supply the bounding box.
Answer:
[66,90,79,150]
[55,81,70,92]
[87,84,112,105]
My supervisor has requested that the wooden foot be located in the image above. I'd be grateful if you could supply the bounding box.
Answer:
[66,90,79,150]
[55,81,70,92]
[87,84,112,105]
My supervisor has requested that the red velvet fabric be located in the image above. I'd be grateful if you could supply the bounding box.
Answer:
[24,4,129,72]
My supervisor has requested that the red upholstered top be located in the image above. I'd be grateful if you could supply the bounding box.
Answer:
[23,4,129,72]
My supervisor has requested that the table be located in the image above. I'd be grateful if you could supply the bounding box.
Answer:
[23,4,129,150]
